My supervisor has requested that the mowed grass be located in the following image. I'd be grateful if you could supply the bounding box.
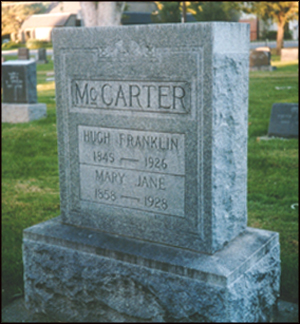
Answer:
[1,55,299,307]
[248,60,298,303]
[2,56,60,307]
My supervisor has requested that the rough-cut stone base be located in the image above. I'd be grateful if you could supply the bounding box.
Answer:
[2,103,47,123]
[23,217,281,322]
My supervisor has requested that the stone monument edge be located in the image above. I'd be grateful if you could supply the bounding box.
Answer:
[22,216,279,287]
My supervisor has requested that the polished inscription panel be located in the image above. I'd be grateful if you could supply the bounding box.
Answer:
[72,80,190,114]
[78,126,185,217]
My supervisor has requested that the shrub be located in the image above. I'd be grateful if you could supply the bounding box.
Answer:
[263,30,293,40]
[1,41,24,50]
[26,39,52,49]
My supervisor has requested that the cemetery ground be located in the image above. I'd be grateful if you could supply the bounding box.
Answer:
[2,54,298,313]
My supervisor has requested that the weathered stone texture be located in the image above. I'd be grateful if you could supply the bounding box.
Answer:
[227,244,281,322]
[22,22,280,322]
[23,218,280,322]
[23,240,280,322]
[211,53,248,251]
[52,22,250,254]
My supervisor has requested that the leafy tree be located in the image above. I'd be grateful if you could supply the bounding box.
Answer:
[152,2,240,23]
[188,2,240,22]
[1,2,46,39]
[241,2,298,55]
[151,2,182,23]
[80,2,125,26]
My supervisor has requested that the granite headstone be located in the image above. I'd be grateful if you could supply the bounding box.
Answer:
[51,23,250,255]
[255,46,271,64]
[37,48,48,64]
[2,60,37,104]
[281,48,299,61]
[18,47,30,60]
[23,23,280,322]
[2,60,47,123]
[268,103,298,138]
[250,49,273,71]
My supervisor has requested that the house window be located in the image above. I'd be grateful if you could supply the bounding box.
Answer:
[25,30,31,40]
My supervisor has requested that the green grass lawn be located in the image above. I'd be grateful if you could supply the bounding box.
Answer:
[1,56,299,307]
[247,60,298,304]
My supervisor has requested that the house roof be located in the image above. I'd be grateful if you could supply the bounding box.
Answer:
[47,1,81,14]
[21,12,75,29]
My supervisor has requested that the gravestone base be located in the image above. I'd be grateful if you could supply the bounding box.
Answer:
[2,103,47,123]
[23,217,280,323]
[36,59,48,64]
[250,65,276,71]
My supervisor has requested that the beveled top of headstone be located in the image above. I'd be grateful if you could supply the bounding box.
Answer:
[2,60,35,65]
[255,46,271,52]
[53,22,249,254]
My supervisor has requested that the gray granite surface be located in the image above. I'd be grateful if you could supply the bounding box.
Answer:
[22,217,281,322]
[2,60,37,104]
[37,48,48,64]
[23,216,278,287]
[2,297,297,323]
[53,22,249,254]
[18,47,30,60]
[268,103,298,138]
[249,50,270,68]
[21,22,281,322]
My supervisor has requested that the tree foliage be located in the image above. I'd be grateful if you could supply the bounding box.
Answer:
[1,2,46,37]
[188,2,240,22]
[240,2,298,54]
[151,2,181,23]
[242,2,298,24]
[152,1,240,23]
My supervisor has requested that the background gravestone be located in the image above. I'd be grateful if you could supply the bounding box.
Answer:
[2,60,47,123]
[37,48,48,64]
[255,46,271,64]
[281,48,299,62]
[23,23,280,322]
[18,48,30,60]
[250,50,274,71]
[268,103,298,138]
[2,60,37,103]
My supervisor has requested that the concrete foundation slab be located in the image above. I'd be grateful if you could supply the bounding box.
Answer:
[2,103,47,123]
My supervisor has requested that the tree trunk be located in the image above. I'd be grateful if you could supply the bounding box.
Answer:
[97,2,125,26]
[80,2,97,27]
[80,2,125,27]
[276,21,285,56]
[181,1,186,23]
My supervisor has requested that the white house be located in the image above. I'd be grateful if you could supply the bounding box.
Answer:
[20,12,77,42]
